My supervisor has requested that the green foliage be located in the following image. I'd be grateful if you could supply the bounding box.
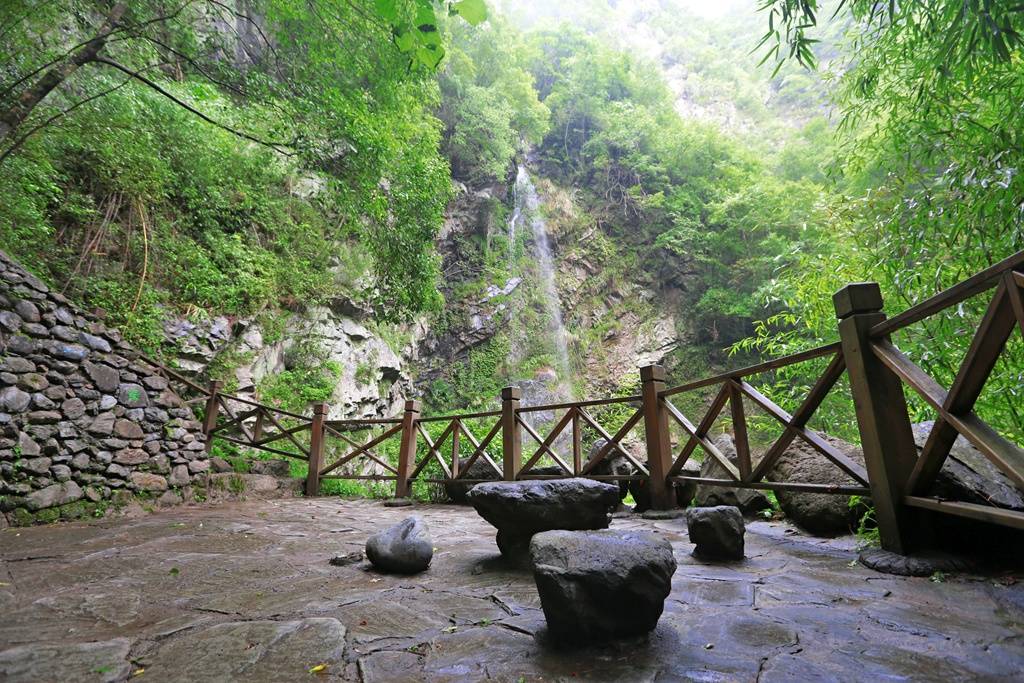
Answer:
[0,0,479,335]
[257,339,341,413]
[720,0,1024,444]
[761,0,1024,74]
[373,0,489,70]
[523,25,831,349]
[849,496,880,548]
[426,333,511,410]
[439,14,549,181]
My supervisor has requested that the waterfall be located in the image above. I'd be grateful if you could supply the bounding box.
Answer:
[507,169,520,268]
[508,165,574,399]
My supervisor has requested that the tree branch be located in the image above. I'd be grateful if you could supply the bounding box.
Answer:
[93,56,294,154]
[0,2,127,143]
[0,63,163,167]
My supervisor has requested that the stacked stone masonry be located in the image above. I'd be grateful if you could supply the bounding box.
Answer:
[0,251,208,525]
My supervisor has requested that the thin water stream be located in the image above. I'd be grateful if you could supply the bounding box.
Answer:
[508,164,574,402]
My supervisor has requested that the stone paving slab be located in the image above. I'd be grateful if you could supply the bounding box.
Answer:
[0,498,1022,681]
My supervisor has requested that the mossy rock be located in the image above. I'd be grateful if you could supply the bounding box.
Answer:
[59,500,99,520]
[10,508,36,526]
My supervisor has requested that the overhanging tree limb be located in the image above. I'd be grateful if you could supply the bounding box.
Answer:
[0,63,164,167]
[93,57,294,154]
[0,2,127,143]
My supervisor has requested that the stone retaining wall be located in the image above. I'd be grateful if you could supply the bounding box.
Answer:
[0,251,208,525]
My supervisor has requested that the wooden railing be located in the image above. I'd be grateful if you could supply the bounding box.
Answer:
[834,251,1024,552]
[133,250,1024,557]
[656,344,869,500]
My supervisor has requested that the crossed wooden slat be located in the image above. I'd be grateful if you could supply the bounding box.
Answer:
[319,423,402,477]
[663,349,869,489]
[872,271,1024,493]
[513,404,648,479]
[518,409,575,476]
[450,419,503,479]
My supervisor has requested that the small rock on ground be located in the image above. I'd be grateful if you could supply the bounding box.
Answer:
[687,505,745,561]
[329,552,364,567]
[858,548,974,577]
[365,516,433,574]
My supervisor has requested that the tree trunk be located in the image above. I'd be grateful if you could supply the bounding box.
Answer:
[0,2,127,144]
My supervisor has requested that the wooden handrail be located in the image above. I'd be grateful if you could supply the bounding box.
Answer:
[416,409,502,423]
[514,394,642,413]
[869,249,1024,338]
[143,251,1024,540]
[325,417,404,427]
[659,342,841,397]
[872,338,1024,491]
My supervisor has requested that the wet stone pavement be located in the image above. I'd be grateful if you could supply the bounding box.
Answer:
[0,499,1022,682]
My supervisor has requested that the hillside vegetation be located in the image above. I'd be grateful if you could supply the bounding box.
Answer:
[0,0,1020,439]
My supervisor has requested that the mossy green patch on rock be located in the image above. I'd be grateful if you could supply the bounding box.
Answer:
[7,499,113,526]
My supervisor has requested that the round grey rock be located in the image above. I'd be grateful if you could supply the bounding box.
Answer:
[365,516,433,574]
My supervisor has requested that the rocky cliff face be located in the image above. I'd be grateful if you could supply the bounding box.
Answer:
[416,184,514,387]
[155,167,686,426]
[414,172,687,403]
[0,251,208,526]
[163,307,419,421]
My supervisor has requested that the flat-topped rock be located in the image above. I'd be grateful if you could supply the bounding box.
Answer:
[467,479,620,558]
[530,529,677,642]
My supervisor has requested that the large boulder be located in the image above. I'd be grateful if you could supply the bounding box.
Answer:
[767,435,867,536]
[443,458,500,504]
[687,505,745,560]
[467,479,620,559]
[365,516,433,574]
[585,438,635,500]
[913,422,1024,558]
[629,459,700,512]
[765,422,1024,538]
[530,529,676,643]
[693,434,772,515]
[913,421,1024,510]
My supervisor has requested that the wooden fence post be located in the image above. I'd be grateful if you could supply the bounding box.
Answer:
[305,402,328,497]
[501,386,522,481]
[395,399,421,499]
[640,364,675,510]
[202,380,222,453]
[835,283,920,554]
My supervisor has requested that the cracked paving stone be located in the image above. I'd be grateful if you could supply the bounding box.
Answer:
[135,618,346,682]
[0,638,132,683]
